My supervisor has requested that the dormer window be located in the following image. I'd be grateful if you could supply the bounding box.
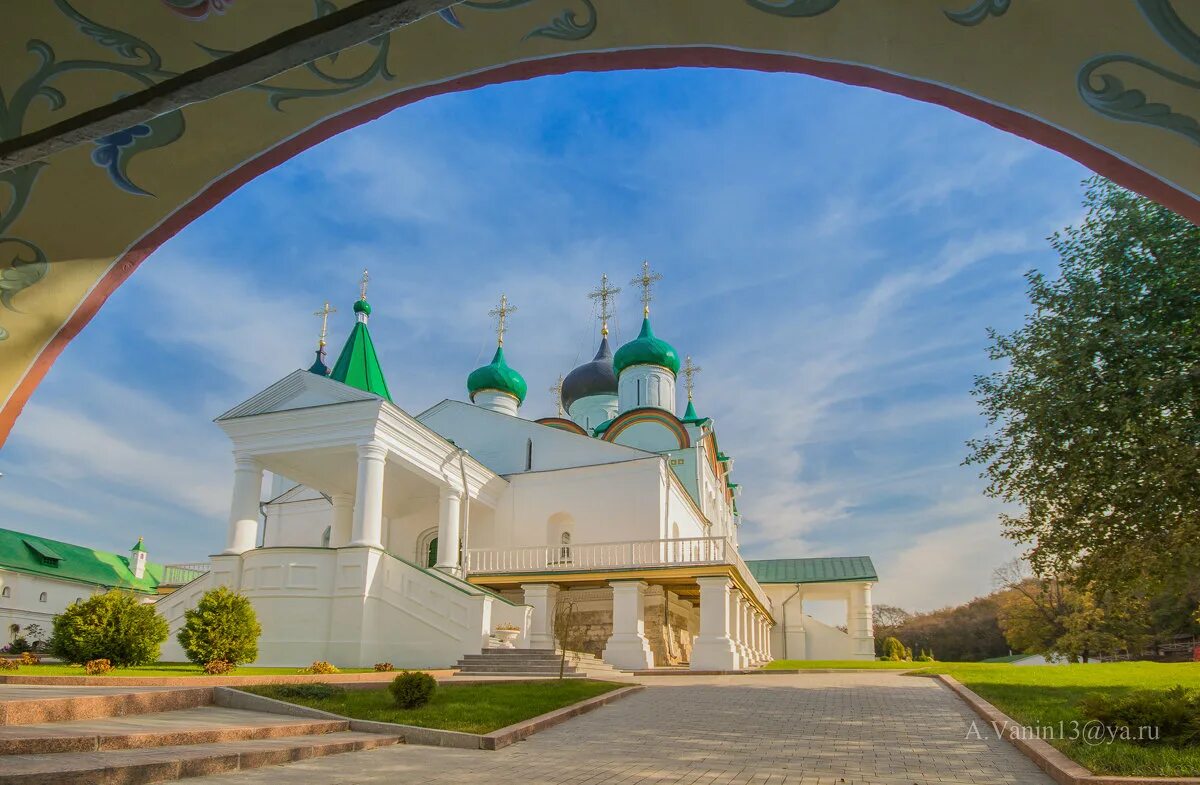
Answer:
[23,539,63,567]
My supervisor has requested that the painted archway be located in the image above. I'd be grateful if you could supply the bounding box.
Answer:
[2,0,1199,444]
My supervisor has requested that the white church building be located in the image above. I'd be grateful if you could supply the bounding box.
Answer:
[157,267,876,670]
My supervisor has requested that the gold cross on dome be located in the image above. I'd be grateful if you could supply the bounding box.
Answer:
[682,355,702,400]
[550,374,565,416]
[630,260,662,317]
[313,301,337,349]
[359,269,370,301]
[587,273,621,336]
[488,294,517,346]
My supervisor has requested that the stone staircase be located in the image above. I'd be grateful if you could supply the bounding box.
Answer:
[0,686,399,784]
[454,648,625,679]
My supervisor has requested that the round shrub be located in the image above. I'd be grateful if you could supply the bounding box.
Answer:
[0,659,18,671]
[880,636,907,662]
[203,660,234,675]
[374,662,394,672]
[389,671,436,709]
[50,591,168,667]
[177,586,262,667]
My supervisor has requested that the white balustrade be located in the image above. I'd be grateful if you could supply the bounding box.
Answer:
[161,562,211,586]
[466,537,770,611]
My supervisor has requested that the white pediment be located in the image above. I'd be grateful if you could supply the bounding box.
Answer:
[216,370,379,421]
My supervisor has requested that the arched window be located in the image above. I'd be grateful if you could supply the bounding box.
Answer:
[560,531,572,562]
[1,586,10,598]
[415,527,439,568]
[8,623,18,641]
[38,592,47,603]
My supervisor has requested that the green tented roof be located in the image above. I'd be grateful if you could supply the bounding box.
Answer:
[330,321,392,402]
[0,528,164,593]
[745,556,877,584]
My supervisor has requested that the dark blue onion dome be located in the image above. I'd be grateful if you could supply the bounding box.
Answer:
[561,336,618,413]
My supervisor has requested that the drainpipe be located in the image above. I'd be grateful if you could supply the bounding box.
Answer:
[780,583,802,660]
[457,448,471,577]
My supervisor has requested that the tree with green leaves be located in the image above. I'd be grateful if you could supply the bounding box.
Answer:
[966,177,1200,592]
[177,586,262,668]
[50,591,169,667]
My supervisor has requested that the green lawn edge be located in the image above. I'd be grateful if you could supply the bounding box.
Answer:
[6,662,376,677]
[242,679,624,734]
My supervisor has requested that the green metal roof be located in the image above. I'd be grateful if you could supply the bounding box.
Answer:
[330,320,392,402]
[981,654,1028,663]
[745,556,877,584]
[0,528,164,593]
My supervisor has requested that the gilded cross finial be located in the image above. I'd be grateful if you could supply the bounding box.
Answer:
[313,301,337,349]
[359,269,370,301]
[587,273,621,336]
[550,374,565,416]
[682,355,702,400]
[631,260,662,317]
[488,293,517,346]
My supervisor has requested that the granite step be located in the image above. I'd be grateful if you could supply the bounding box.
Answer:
[0,688,213,727]
[0,731,400,785]
[0,706,348,756]
[454,663,583,673]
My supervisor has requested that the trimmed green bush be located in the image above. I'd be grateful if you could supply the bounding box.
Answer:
[881,636,907,661]
[1080,685,1200,747]
[177,586,262,667]
[389,671,436,709]
[50,591,168,667]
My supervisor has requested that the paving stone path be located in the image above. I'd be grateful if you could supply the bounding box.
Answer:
[183,672,1054,785]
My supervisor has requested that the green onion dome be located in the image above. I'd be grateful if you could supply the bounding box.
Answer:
[467,345,528,403]
[353,299,371,315]
[613,317,680,377]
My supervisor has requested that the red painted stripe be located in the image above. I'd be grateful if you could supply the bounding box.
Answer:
[3,46,1195,444]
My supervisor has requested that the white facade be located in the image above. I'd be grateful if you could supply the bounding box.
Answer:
[0,570,100,643]
[154,365,874,669]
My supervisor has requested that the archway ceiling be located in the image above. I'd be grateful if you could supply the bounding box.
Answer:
[1,0,1198,444]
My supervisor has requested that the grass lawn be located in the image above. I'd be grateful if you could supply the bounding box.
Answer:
[6,662,375,677]
[765,659,919,670]
[919,661,1200,777]
[243,679,624,734]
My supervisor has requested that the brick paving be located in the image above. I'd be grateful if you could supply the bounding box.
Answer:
[181,672,1054,785]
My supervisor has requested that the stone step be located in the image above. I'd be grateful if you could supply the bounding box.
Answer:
[451,671,589,679]
[454,664,582,673]
[0,688,213,727]
[0,706,348,756]
[0,731,400,785]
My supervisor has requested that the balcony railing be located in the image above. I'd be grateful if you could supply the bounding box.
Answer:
[160,562,211,586]
[465,536,769,610]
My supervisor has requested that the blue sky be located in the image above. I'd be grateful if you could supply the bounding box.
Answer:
[0,67,1091,611]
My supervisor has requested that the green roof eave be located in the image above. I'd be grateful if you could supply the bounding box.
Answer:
[745,557,878,584]
[330,321,392,402]
[593,418,614,434]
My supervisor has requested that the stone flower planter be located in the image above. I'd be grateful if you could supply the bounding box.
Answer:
[492,628,520,648]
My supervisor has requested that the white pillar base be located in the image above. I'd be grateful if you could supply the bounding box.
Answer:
[602,580,653,670]
[521,583,559,650]
[691,637,740,670]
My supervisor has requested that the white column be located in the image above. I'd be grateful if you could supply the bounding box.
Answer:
[329,493,354,548]
[350,442,387,548]
[749,611,760,663]
[435,487,463,574]
[691,576,738,670]
[849,582,874,660]
[602,580,654,670]
[522,583,559,649]
[223,454,262,554]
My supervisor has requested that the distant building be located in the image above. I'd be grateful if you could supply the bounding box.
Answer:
[0,528,198,645]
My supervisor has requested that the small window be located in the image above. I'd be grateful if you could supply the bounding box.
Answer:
[38,592,47,603]
[559,531,572,561]
[1,586,10,598]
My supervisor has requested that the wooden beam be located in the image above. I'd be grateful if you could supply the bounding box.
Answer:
[0,0,458,172]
